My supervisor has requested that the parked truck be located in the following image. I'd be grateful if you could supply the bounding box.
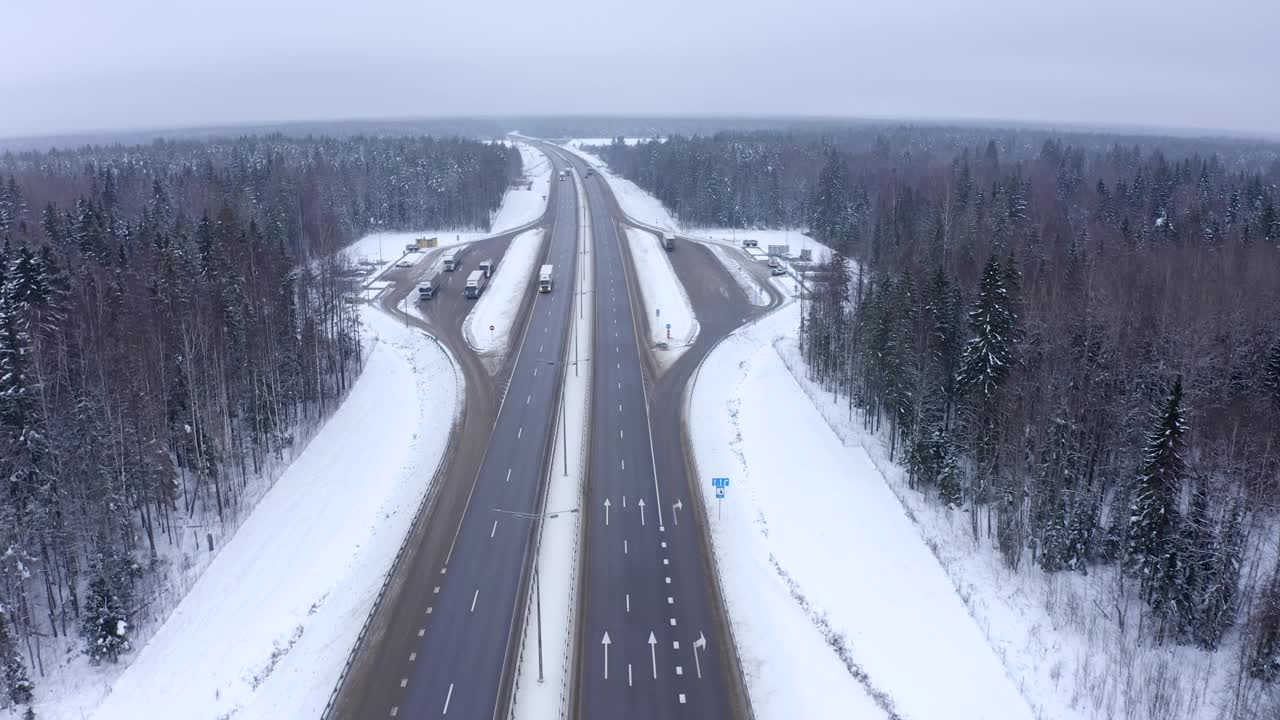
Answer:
[660,232,675,251]
[539,264,553,292]
[417,278,436,300]
[464,269,486,298]
[443,249,461,272]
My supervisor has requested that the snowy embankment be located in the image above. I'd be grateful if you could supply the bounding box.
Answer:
[563,142,679,232]
[622,227,698,367]
[490,142,552,235]
[77,307,459,720]
[462,228,545,355]
[688,297,1036,720]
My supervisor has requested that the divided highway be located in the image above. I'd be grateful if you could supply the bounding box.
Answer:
[561,150,754,720]
[329,152,579,720]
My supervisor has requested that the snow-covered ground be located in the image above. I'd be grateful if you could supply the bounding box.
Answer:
[490,143,552,235]
[621,227,698,369]
[61,306,460,720]
[511,168,593,720]
[707,244,770,307]
[688,297,1036,720]
[561,143,680,232]
[463,228,545,356]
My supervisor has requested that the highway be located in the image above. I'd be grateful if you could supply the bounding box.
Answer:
[558,148,765,720]
[329,151,579,720]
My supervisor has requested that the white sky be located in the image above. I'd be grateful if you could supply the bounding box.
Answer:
[2,0,1277,138]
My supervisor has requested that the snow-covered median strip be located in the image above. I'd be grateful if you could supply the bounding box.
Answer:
[622,228,698,368]
[463,228,545,355]
[688,301,1034,720]
[86,307,460,720]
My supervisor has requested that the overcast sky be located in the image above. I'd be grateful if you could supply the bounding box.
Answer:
[2,0,1277,139]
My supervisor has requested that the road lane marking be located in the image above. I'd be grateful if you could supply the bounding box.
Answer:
[667,596,674,604]
[679,694,687,704]
[539,344,543,353]
[505,468,512,482]
[434,586,440,594]
[491,520,498,538]
[661,541,666,548]
[517,427,523,439]
[526,394,531,405]
[390,707,398,717]
[471,589,479,612]
[620,429,623,439]
[673,641,681,649]
[626,594,630,613]
[621,459,625,470]
[670,618,677,626]
[624,539,629,555]
[440,566,447,574]
[410,652,417,661]
[663,558,669,565]
[400,678,408,688]
[676,665,683,675]
[665,577,671,584]
[418,628,425,636]
[426,607,432,614]
[628,663,633,687]
[443,683,454,714]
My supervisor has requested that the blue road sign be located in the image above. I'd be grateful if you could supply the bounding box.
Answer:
[666,323,671,330]
[716,489,725,499]
[712,477,730,489]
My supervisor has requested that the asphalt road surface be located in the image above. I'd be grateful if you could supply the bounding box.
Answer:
[329,152,578,720]
[559,147,765,720]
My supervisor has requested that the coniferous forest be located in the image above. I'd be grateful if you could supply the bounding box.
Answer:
[600,128,1280,714]
[0,134,517,704]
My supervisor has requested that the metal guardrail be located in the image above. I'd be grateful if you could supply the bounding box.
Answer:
[318,334,464,720]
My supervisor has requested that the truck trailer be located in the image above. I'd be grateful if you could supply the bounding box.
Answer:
[417,278,436,300]
[539,264,553,292]
[660,232,675,251]
[464,269,486,298]
[443,249,460,272]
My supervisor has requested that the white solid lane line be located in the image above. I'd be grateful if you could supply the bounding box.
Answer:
[517,427,523,439]
[491,520,498,538]
[505,468,512,482]
[470,589,479,613]
[442,683,454,715]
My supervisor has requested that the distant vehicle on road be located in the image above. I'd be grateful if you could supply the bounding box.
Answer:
[464,269,486,298]
[443,249,461,271]
[742,238,759,248]
[660,232,675,251]
[768,256,786,275]
[559,169,570,181]
[417,278,435,300]
[395,258,414,268]
[404,244,419,253]
[539,264,553,292]
[586,168,594,177]
[480,259,495,278]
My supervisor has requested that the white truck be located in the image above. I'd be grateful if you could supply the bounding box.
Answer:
[464,269,486,298]
[539,264,553,292]
[443,249,461,272]
[417,277,436,300]
[660,232,675,251]
[479,259,495,278]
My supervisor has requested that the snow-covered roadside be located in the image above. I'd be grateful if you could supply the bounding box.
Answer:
[511,168,593,720]
[621,227,698,369]
[688,300,1035,720]
[707,244,769,307]
[65,307,459,720]
[490,143,552,235]
[561,143,680,232]
[463,228,545,356]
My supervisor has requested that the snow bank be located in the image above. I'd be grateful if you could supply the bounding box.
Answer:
[490,143,552,235]
[82,307,460,720]
[463,228,545,355]
[561,143,680,231]
[622,228,698,367]
[688,302,1035,720]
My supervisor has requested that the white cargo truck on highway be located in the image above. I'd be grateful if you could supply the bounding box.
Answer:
[417,277,436,300]
[464,269,486,298]
[539,264,553,292]
[443,249,461,272]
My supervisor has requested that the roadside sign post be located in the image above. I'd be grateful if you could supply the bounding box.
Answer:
[490,324,495,344]
[666,322,672,341]
[712,477,730,520]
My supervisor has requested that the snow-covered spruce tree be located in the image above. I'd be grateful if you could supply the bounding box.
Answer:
[810,148,853,252]
[0,613,32,707]
[81,577,129,664]
[1264,341,1280,411]
[1195,502,1244,651]
[1126,376,1188,643]
[958,254,1016,400]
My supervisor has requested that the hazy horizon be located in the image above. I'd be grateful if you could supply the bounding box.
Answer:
[4,0,1278,141]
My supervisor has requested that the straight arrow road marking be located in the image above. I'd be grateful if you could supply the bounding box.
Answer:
[639,498,646,526]
[604,498,611,525]
[694,632,707,679]
[602,632,611,679]
[649,631,658,679]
